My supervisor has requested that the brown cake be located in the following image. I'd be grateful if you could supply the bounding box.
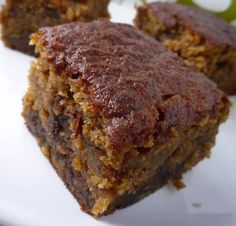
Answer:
[135,2,236,95]
[22,20,230,217]
[0,0,110,55]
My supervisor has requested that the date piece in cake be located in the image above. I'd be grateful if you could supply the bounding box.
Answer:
[0,0,110,55]
[135,2,236,95]
[23,20,230,217]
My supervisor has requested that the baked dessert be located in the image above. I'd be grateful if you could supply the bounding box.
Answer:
[22,20,230,217]
[135,2,236,95]
[0,0,110,55]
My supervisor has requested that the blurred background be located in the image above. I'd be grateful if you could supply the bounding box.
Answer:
[0,0,234,20]
[0,0,233,11]
[113,0,231,11]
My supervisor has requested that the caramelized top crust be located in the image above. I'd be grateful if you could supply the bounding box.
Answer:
[139,2,236,48]
[34,20,228,151]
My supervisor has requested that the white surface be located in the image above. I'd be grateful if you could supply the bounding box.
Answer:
[0,2,236,226]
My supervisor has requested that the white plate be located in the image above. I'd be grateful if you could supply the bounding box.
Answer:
[0,2,236,226]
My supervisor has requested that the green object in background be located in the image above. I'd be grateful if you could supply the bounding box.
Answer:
[140,0,147,4]
[176,0,236,22]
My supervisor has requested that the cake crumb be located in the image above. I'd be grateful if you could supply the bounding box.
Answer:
[41,146,50,158]
[72,156,82,172]
[92,197,111,217]
[172,176,186,190]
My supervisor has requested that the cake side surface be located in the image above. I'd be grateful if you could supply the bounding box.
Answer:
[135,2,236,95]
[23,20,231,217]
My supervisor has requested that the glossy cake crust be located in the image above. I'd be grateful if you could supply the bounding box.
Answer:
[34,20,227,151]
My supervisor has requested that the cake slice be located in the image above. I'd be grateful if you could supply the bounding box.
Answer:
[0,0,110,55]
[23,20,230,217]
[135,2,236,95]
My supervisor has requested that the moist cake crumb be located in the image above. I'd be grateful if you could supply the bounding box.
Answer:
[23,20,230,217]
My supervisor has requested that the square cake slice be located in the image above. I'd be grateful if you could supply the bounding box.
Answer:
[0,0,110,55]
[135,2,236,95]
[23,20,230,217]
